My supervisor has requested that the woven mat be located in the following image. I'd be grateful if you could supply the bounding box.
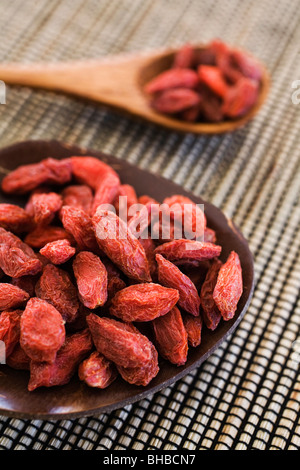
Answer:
[0,0,300,451]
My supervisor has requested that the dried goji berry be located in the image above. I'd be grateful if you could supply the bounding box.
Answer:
[222,77,259,118]
[113,184,138,220]
[182,313,202,347]
[151,88,201,114]
[39,239,76,265]
[61,184,93,214]
[6,343,30,370]
[92,171,121,214]
[117,340,159,386]
[231,48,263,81]
[28,328,93,391]
[93,209,151,282]
[198,65,229,98]
[78,351,117,389]
[20,297,65,363]
[213,251,243,321]
[154,239,222,263]
[71,156,118,191]
[28,191,63,226]
[109,283,179,322]
[1,157,72,195]
[145,68,199,94]
[24,225,75,249]
[35,264,79,323]
[73,251,108,309]
[0,283,29,311]
[11,274,39,298]
[163,194,206,240]
[86,314,153,368]
[0,203,33,234]
[60,205,99,253]
[0,228,43,277]
[172,43,195,69]
[200,258,223,330]
[0,309,22,356]
[156,254,200,316]
[152,306,188,366]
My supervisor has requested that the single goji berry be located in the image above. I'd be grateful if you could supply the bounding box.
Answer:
[200,258,223,330]
[151,88,201,114]
[0,228,43,277]
[182,313,202,347]
[109,283,179,322]
[0,203,33,234]
[28,328,93,391]
[78,351,118,389]
[0,283,29,311]
[73,251,108,309]
[39,239,76,265]
[213,251,243,321]
[156,254,200,316]
[222,77,259,118]
[198,65,229,98]
[93,209,151,283]
[35,264,79,323]
[92,171,121,214]
[0,309,22,357]
[71,156,119,191]
[117,340,159,386]
[61,184,93,214]
[1,157,72,195]
[24,225,75,249]
[154,239,222,263]
[60,205,99,253]
[6,343,30,370]
[20,297,65,363]
[152,306,188,366]
[86,314,153,368]
[145,68,199,94]
[28,191,63,226]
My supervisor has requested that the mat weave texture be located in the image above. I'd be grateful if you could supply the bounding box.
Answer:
[0,0,299,451]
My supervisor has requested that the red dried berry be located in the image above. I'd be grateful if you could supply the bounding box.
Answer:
[93,209,151,283]
[73,251,108,309]
[24,225,75,249]
[222,77,259,118]
[92,171,121,214]
[200,258,223,330]
[35,264,79,323]
[39,239,76,265]
[113,184,138,220]
[86,314,153,368]
[117,340,159,386]
[0,283,29,311]
[152,306,188,366]
[156,254,200,316]
[6,343,30,370]
[0,204,33,234]
[145,68,199,94]
[1,157,72,195]
[78,351,117,389]
[182,313,202,347]
[61,184,93,214]
[0,228,42,278]
[154,239,222,263]
[28,328,93,391]
[0,309,22,357]
[151,88,201,114]
[71,156,118,191]
[213,251,243,321]
[60,205,99,253]
[198,65,229,97]
[28,191,63,226]
[109,283,179,322]
[20,297,65,363]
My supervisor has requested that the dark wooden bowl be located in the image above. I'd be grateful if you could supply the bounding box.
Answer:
[0,140,255,419]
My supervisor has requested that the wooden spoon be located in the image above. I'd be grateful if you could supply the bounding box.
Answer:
[0,47,269,134]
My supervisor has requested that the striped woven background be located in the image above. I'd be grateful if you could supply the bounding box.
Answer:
[0,0,300,450]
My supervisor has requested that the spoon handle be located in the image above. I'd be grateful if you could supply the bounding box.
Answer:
[0,54,150,110]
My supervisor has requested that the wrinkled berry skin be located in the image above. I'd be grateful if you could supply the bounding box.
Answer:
[73,251,108,309]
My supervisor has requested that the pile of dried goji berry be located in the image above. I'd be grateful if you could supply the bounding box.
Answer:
[144,39,263,122]
[0,155,243,391]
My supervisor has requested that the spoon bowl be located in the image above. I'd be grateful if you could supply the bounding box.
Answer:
[0,45,270,134]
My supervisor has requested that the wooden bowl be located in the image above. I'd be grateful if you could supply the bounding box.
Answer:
[0,140,255,419]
